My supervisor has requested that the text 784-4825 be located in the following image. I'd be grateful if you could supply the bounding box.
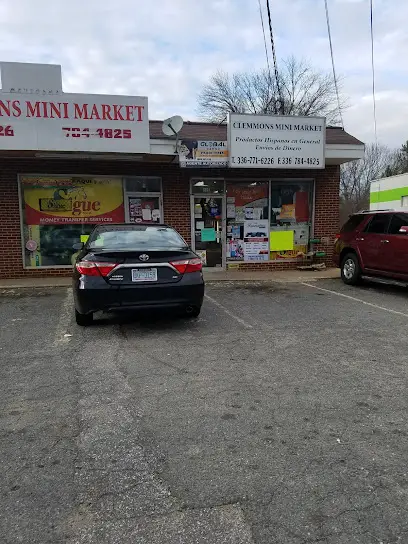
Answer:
[61,127,132,139]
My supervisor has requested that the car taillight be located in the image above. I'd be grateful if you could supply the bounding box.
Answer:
[186,258,203,273]
[335,234,341,239]
[76,261,118,277]
[170,258,203,274]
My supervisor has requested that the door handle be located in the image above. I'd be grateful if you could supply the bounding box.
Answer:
[381,239,390,244]
[356,237,364,241]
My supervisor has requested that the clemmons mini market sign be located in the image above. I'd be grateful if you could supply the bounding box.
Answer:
[0,93,149,153]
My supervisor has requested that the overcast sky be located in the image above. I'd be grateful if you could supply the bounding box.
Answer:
[1,0,406,149]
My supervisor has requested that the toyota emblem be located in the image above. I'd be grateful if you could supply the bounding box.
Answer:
[139,254,150,262]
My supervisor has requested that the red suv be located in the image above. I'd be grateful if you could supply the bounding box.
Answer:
[334,210,408,285]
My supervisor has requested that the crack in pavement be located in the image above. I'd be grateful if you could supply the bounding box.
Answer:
[63,325,255,544]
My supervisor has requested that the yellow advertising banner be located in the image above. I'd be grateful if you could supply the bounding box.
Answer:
[21,176,124,225]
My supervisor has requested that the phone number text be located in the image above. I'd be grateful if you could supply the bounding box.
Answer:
[62,127,132,139]
[0,125,14,137]
[231,156,321,166]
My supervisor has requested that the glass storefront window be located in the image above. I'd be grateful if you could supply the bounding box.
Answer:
[226,182,269,262]
[191,179,225,195]
[126,196,161,223]
[269,181,313,261]
[225,180,313,263]
[23,224,97,267]
[20,175,125,267]
[124,177,162,223]
[125,177,161,193]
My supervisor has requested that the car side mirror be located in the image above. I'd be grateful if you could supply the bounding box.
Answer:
[398,226,408,234]
[72,242,84,250]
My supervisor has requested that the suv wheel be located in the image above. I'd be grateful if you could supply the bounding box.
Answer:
[341,253,361,285]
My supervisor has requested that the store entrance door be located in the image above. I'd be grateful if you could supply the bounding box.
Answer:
[192,196,225,268]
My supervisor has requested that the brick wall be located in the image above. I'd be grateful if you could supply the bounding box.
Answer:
[0,158,340,278]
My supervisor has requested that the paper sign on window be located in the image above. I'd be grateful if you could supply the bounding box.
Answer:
[201,228,216,242]
[270,231,294,251]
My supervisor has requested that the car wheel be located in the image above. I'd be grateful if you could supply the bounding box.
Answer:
[341,253,361,285]
[185,306,201,318]
[75,309,93,326]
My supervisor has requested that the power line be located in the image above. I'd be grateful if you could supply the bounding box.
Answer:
[370,0,378,146]
[257,0,272,78]
[265,0,284,114]
[324,0,344,128]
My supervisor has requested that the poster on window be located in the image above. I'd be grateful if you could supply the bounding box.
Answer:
[243,220,269,261]
[226,184,268,223]
[128,198,160,223]
[227,203,236,218]
[227,238,244,260]
[21,176,124,224]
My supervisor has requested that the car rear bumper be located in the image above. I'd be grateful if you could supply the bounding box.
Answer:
[73,273,204,315]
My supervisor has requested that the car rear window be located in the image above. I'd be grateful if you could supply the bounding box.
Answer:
[88,226,187,249]
[341,214,365,232]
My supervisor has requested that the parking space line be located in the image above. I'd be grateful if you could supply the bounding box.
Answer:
[53,288,73,345]
[301,282,408,318]
[204,294,253,329]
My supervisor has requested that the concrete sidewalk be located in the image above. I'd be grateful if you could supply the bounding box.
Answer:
[0,268,339,289]
[204,267,339,283]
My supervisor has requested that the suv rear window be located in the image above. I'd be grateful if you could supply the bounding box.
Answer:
[341,214,365,232]
[88,226,187,250]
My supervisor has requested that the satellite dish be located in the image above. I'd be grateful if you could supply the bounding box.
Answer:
[162,115,184,137]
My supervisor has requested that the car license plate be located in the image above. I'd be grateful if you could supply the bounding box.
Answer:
[131,268,158,282]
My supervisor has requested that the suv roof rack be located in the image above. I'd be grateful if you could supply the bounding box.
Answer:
[356,209,395,214]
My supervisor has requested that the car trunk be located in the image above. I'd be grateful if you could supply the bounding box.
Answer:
[87,248,195,307]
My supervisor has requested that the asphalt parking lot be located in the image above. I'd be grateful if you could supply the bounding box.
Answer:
[1,278,408,544]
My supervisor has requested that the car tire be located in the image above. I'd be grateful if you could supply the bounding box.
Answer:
[75,309,93,326]
[341,253,361,285]
[185,306,201,318]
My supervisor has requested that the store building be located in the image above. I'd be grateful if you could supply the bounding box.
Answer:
[0,62,364,279]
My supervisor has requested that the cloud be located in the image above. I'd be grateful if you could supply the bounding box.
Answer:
[0,0,406,148]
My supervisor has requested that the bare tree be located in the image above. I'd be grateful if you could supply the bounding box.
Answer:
[197,57,347,124]
[384,140,408,177]
[340,143,396,224]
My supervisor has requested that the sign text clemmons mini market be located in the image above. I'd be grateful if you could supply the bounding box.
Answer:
[232,121,323,132]
[0,99,145,122]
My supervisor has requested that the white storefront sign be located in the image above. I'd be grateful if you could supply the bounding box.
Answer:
[228,113,325,169]
[0,62,149,153]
